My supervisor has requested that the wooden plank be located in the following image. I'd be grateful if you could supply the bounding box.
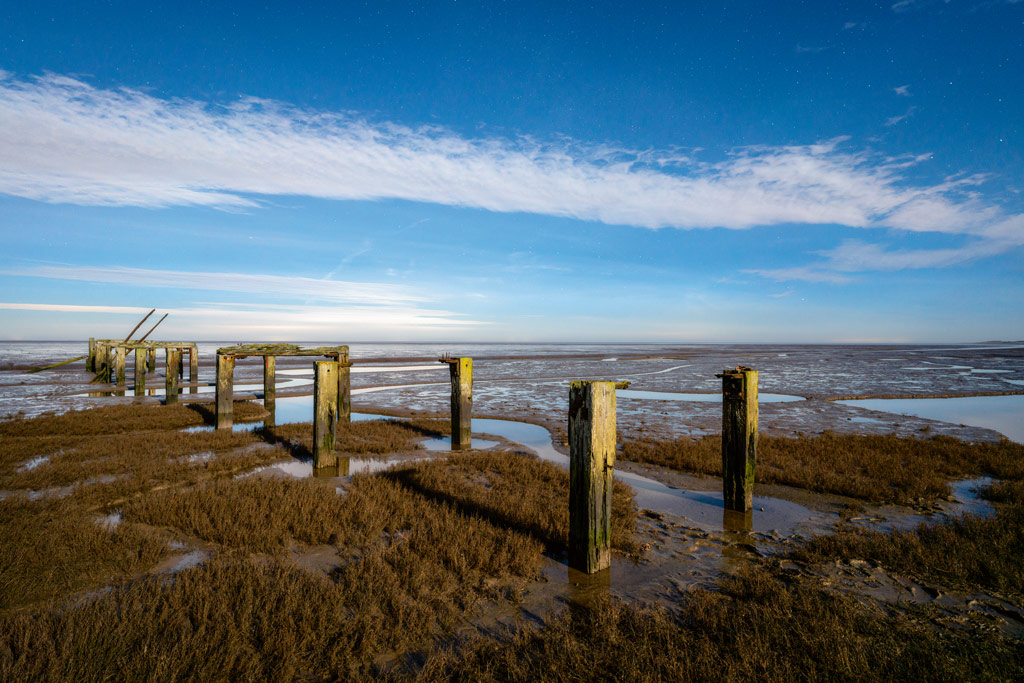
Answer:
[720,366,758,513]
[215,354,235,429]
[313,361,339,469]
[568,380,617,574]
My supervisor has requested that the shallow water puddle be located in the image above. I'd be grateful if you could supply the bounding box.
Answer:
[618,389,804,403]
[837,395,1024,443]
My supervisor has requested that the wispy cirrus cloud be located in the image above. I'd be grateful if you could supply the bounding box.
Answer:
[1,265,426,303]
[0,72,1021,281]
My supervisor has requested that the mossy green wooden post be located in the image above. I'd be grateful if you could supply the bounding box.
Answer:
[263,355,276,427]
[568,380,617,574]
[720,366,758,512]
[165,349,180,405]
[313,360,339,469]
[215,353,235,429]
[97,342,109,382]
[337,347,351,424]
[445,357,472,450]
[147,347,156,373]
[114,345,126,388]
[134,347,146,394]
[87,338,96,372]
[189,346,199,394]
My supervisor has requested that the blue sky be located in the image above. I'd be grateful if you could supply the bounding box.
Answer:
[0,0,1021,342]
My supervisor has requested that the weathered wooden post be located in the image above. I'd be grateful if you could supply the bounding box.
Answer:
[337,347,351,424]
[114,345,126,388]
[189,346,199,394]
[96,342,110,382]
[263,355,276,426]
[165,349,180,405]
[313,360,339,469]
[215,353,235,429]
[568,380,617,574]
[87,338,96,372]
[719,366,758,512]
[177,347,184,378]
[438,355,472,450]
[134,347,146,394]
[147,347,156,373]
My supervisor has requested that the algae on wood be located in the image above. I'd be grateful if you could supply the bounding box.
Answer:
[134,348,146,395]
[313,361,339,469]
[215,354,235,429]
[263,355,276,427]
[568,380,617,574]
[165,349,180,405]
[720,366,758,512]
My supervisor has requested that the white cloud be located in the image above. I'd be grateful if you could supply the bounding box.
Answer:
[1,265,426,303]
[893,85,911,96]
[885,107,916,126]
[1,72,1022,283]
[0,72,1017,239]
[0,303,151,313]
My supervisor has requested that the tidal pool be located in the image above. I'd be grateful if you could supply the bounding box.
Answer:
[837,395,1024,443]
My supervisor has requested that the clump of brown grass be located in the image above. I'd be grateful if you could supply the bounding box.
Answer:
[0,400,267,438]
[622,432,1024,504]
[384,451,640,555]
[409,567,1023,682]
[0,497,167,611]
[259,417,448,458]
[794,480,1024,596]
[0,555,510,681]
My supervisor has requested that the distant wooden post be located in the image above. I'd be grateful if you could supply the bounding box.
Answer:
[165,349,180,405]
[215,353,235,429]
[97,342,110,382]
[189,346,199,394]
[87,338,96,372]
[134,347,146,394]
[439,356,472,450]
[568,380,617,574]
[313,360,339,469]
[114,346,126,387]
[177,348,184,378]
[147,347,156,373]
[337,347,351,424]
[263,355,276,426]
[720,366,758,513]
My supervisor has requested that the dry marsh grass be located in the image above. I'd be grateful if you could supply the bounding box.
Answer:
[411,567,1023,682]
[258,417,448,459]
[0,497,167,611]
[795,480,1024,596]
[384,451,640,555]
[622,432,1024,504]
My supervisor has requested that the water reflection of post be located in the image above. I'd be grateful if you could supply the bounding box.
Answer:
[567,566,611,615]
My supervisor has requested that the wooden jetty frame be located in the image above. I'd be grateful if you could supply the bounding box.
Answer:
[89,340,199,401]
[214,344,351,431]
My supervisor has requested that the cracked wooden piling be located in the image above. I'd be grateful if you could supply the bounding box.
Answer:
[338,348,351,424]
[568,380,616,574]
[189,346,199,394]
[114,346,126,392]
[134,347,146,395]
[440,356,473,450]
[165,349,180,405]
[87,338,95,372]
[215,353,235,430]
[720,366,758,513]
[263,355,276,427]
[313,360,339,469]
[147,347,156,373]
